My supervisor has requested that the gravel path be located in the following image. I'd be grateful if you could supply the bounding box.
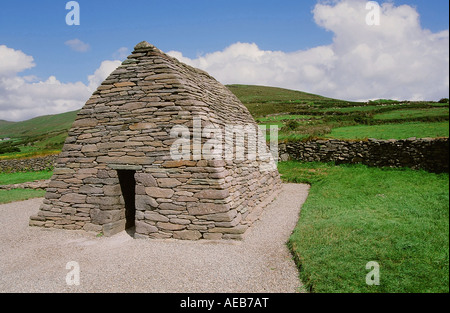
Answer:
[0,183,309,293]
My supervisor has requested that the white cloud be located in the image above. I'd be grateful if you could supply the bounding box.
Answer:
[112,47,130,60]
[65,38,90,53]
[0,45,35,75]
[87,60,122,91]
[0,46,121,122]
[167,0,449,101]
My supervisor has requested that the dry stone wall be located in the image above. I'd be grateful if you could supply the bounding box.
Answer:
[279,137,449,173]
[29,41,282,240]
[0,155,57,173]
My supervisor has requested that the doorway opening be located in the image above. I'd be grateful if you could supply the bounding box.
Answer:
[117,170,136,234]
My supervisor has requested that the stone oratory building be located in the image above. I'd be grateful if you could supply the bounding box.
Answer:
[30,41,281,240]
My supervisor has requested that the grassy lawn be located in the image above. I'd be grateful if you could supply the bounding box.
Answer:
[0,170,53,185]
[374,107,449,120]
[327,121,449,140]
[256,115,313,122]
[0,189,46,204]
[278,161,449,293]
[319,105,385,113]
[0,170,52,204]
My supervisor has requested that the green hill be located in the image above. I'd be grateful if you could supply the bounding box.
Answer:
[227,84,329,103]
[0,110,79,138]
[227,84,357,117]
[0,110,80,158]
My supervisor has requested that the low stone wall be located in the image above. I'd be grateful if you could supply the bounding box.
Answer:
[0,155,58,173]
[0,179,50,190]
[279,137,449,173]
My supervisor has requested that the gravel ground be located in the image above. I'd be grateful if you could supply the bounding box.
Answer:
[0,183,309,293]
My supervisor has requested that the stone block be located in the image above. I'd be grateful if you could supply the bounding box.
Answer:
[162,160,197,168]
[144,211,169,222]
[187,203,230,216]
[215,213,242,227]
[135,195,158,210]
[72,118,99,128]
[173,230,201,240]
[145,187,174,198]
[114,81,136,87]
[135,221,158,235]
[157,178,182,188]
[87,196,120,206]
[83,223,103,233]
[209,224,248,234]
[203,233,223,240]
[102,219,126,237]
[156,222,186,231]
[169,218,191,225]
[103,184,122,196]
[79,185,103,195]
[158,203,184,211]
[91,209,123,225]
[60,193,86,204]
[135,173,157,187]
[129,122,157,130]
[200,210,237,222]
[194,189,229,200]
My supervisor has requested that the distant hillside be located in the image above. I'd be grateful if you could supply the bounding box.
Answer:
[0,110,80,159]
[0,120,14,128]
[0,110,79,138]
[227,84,329,103]
[227,84,360,117]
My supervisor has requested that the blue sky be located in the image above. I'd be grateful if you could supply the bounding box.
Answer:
[0,0,449,121]
[1,0,448,84]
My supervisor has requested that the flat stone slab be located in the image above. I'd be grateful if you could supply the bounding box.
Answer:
[0,183,309,293]
[0,179,50,190]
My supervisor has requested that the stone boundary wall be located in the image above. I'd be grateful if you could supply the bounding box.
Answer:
[0,155,58,173]
[279,137,449,173]
[2,137,449,174]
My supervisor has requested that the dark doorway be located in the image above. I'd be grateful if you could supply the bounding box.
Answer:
[117,170,136,232]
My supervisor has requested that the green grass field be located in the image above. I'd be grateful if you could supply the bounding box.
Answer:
[227,84,328,104]
[0,170,53,185]
[0,110,78,138]
[374,107,449,120]
[327,121,449,140]
[0,189,46,204]
[256,114,313,122]
[0,171,52,204]
[0,110,78,159]
[278,161,449,293]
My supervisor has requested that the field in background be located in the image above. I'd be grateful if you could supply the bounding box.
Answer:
[0,110,78,159]
[228,84,449,141]
[279,161,449,293]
